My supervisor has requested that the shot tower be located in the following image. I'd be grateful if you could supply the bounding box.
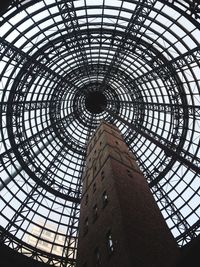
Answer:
[77,121,180,267]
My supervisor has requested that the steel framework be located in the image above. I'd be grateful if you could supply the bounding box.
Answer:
[0,0,200,266]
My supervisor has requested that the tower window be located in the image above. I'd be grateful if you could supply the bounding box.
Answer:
[102,191,108,207]
[94,247,101,266]
[89,144,92,153]
[93,204,98,222]
[84,217,89,235]
[127,169,132,177]
[93,182,96,192]
[85,194,88,205]
[101,170,105,180]
[98,130,101,137]
[106,231,114,254]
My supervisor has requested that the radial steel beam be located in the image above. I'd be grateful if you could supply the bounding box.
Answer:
[56,0,89,74]
[100,0,157,88]
[0,37,77,91]
[153,183,195,241]
[0,135,54,191]
[106,109,200,175]
[133,46,200,84]
[109,100,200,117]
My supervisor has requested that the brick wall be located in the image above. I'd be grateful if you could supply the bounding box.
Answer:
[77,121,180,267]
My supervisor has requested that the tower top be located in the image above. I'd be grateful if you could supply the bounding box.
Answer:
[82,121,141,188]
[86,121,123,156]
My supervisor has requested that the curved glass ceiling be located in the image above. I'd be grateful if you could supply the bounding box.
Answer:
[0,0,200,266]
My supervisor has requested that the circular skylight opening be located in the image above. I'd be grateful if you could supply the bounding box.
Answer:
[85,91,107,114]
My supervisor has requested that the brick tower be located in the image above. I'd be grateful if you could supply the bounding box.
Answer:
[77,121,180,267]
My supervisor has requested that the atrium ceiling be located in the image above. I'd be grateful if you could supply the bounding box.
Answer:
[0,1,200,266]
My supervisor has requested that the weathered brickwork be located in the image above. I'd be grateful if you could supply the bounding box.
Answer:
[77,121,180,267]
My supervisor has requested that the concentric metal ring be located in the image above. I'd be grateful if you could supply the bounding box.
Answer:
[0,0,200,266]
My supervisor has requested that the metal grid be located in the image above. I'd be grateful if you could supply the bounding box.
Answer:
[0,0,200,266]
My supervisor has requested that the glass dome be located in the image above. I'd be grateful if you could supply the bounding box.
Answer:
[0,0,200,266]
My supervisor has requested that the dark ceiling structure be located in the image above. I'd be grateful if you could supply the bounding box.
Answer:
[0,0,200,266]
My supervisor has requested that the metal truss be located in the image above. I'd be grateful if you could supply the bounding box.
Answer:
[100,0,157,88]
[0,0,200,265]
